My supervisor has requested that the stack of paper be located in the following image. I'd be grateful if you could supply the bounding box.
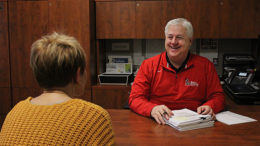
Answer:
[164,108,214,131]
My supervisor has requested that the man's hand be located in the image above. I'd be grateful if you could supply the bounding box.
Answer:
[197,105,216,120]
[151,105,173,125]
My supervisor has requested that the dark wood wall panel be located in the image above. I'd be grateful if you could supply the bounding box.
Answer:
[136,1,164,38]
[256,0,260,37]
[162,0,195,38]
[0,1,10,87]
[96,1,136,39]
[48,0,94,101]
[220,0,256,38]
[9,0,49,88]
[0,88,11,114]
[192,0,220,38]
[12,87,43,106]
[96,0,259,39]
[0,1,11,116]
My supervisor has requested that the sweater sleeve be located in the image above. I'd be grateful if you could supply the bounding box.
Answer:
[86,108,115,146]
[203,61,225,113]
[129,60,158,117]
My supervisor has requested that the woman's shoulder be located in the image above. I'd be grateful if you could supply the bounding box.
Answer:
[69,99,111,119]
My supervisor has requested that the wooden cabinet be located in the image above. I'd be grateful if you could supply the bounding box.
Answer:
[96,1,136,39]
[8,0,95,105]
[92,85,131,109]
[0,1,11,114]
[96,0,260,39]
[219,0,257,38]
[256,0,260,36]
[8,0,49,105]
[48,0,95,101]
[0,1,10,88]
[135,1,165,38]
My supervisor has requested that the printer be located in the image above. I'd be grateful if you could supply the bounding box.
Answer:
[98,56,133,85]
[223,54,260,104]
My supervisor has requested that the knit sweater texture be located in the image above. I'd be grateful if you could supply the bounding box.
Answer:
[0,97,114,145]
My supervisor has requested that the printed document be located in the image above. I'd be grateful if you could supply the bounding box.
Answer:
[216,111,257,125]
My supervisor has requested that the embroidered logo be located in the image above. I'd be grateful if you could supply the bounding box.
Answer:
[185,78,199,87]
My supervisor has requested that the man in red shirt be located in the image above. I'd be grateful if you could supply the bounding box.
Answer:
[129,18,225,125]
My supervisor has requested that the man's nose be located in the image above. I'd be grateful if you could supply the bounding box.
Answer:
[171,37,178,44]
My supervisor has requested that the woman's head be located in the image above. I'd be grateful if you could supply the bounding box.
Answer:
[30,32,86,90]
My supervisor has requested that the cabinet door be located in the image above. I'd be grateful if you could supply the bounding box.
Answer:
[256,0,260,36]
[48,0,94,101]
[9,0,49,88]
[219,0,256,38]
[136,1,166,38]
[92,85,131,109]
[9,0,49,103]
[96,1,136,39]
[0,1,11,114]
[163,0,220,39]
[192,0,220,38]
[0,1,10,88]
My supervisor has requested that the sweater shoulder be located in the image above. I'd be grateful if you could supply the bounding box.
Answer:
[72,99,111,119]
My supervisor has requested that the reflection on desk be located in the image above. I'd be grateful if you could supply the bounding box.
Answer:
[107,96,260,145]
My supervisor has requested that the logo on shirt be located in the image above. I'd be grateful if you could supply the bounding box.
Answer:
[185,78,199,87]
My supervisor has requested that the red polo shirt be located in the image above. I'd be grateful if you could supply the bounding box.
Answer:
[129,52,225,117]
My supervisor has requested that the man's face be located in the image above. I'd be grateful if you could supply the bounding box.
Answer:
[165,24,192,63]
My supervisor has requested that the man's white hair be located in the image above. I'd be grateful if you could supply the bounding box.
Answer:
[165,18,193,39]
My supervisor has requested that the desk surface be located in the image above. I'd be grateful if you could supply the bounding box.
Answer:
[107,97,260,145]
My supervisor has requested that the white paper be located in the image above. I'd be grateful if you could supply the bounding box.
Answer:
[168,109,212,126]
[216,111,257,125]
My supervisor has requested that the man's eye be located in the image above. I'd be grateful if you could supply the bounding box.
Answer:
[176,36,184,40]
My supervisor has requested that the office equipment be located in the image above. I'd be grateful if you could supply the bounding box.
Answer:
[105,56,133,74]
[164,108,214,131]
[223,54,259,104]
[98,56,133,85]
[225,70,258,95]
[98,73,130,85]
[105,63,132,74]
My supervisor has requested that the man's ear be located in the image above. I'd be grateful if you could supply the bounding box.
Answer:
[189,38,193,46]
[190,38,193,43]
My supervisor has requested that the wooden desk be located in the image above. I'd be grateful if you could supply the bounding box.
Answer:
[107,97,260,145]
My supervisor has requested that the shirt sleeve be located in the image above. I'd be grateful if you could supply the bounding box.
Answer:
[129,60,158,117]
[202,61,225,113]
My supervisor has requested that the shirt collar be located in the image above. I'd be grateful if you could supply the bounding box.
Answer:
[160,51,194,72]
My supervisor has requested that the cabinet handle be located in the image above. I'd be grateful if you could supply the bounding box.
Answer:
[136,3,140,7]
[220,1,224,6]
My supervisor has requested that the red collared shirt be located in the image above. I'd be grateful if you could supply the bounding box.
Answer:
[129,52,225,117]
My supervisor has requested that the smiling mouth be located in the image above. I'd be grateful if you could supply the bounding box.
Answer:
[170,46,180,50]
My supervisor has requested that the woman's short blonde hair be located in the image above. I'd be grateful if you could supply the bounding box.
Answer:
[30,32,86,89]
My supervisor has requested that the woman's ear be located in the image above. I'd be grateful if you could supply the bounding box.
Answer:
[75,68,82,84]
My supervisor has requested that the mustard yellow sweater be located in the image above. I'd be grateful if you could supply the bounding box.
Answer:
[0,97,114,145]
